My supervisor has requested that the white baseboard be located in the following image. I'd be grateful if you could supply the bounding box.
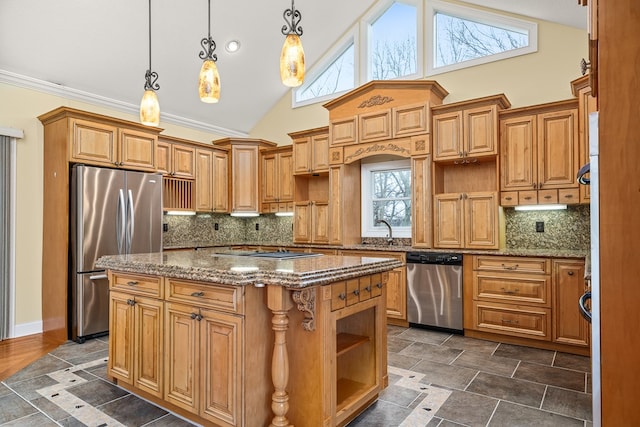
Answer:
[12,321,43,338]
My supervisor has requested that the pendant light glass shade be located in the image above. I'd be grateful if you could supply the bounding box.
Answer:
[280,33,305,87]
[199,58,220,103]
[140,89,160,126]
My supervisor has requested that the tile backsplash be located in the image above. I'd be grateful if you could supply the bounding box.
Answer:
[504,205,590,250]
[164,205,590,251]
[163,213,293,248]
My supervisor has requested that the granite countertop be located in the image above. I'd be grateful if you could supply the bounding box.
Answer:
[96,248,402,289]
[163,242,588,259]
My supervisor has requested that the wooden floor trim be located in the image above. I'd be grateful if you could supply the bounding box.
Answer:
[0,333,61,381]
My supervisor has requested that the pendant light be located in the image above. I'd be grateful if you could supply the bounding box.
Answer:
[140,0,160,126]
[280,0,305,87]
[198,0,220,103]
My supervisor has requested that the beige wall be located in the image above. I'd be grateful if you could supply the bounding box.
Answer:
[0,83,227,333]
[250,20,587,144]
[1,16,587,335]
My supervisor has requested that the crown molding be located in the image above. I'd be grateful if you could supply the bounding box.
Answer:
[0,69,249,138]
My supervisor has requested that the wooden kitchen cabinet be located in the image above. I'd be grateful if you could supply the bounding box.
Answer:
[465,255,589,356]
[290,127,330,175]
[69,117,158,172]
[108,272,164,399]
[195,147,229,213]
[432,95,510,163]
[552,259,590,348]
[294,201,329,243]
[213,138,277,215]
[411,155,433,248]
[500,100,579,207]
[261,145,294,213]
[341,250,407,326]
[434,192,499,249]
[571,75,598,203]
[157,136,196,178]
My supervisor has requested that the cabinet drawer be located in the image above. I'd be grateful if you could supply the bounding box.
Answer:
[518,191,538,205]
[474,256,550,274]
[473,301,551,340]
[346,279,360,306]
[538,189,558,204]
[500,191,518,207]
[110,272,162,298]
[358,276,372,301]
[165,279,241,314]
[559,188,579,205]
[371,273,384,298]
[474,273,551,306]
[331,282,347,311]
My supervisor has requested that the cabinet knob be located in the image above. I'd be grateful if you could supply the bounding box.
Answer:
[364,285,372,292]
[127,298,136,306]
[564,194,574,199]
[568,271,575,276]
[524,196,532,200]
[338,293,346,301]
[191,291,205,297]
[533,183,538,189]
[501,263,519,270]
[538,182,543,189]
[544,195,552,199]
[505,196,513,201]
[376,282,383,289]
[580,58,591,76]
[353,289,360,296]
[127,281,138,286]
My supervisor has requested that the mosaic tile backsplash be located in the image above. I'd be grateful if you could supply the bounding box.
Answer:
[504,205,590,250]
[164,205,590,251]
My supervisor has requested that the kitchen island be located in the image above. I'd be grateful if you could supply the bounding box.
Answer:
[97,248,402,427]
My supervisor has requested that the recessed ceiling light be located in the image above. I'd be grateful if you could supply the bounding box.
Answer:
[225,40,241,53]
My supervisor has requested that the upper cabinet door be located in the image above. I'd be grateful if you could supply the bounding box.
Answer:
[119,128,157,172]
[500,114,537,191]
[212,150,229,213]
[433,193,464,248]
[278,149,294,202]
[171,145,196,179]
[261,152,278,203]
[465,192,498,249]
[293,137,311,174]
[433,111,463,162]
[195,149,213,212]
[464,105,498,158]
[311,133,330,173]
[537,109,579,189]
[156,140,172,175]
[70,118,117,166]
[231,145,259,213]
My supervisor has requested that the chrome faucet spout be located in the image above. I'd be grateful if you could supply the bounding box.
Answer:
[375,219,393,245]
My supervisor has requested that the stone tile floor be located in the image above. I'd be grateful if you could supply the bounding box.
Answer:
[0,327,593,426]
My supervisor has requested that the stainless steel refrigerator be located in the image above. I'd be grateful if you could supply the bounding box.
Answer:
[70,165,162,342]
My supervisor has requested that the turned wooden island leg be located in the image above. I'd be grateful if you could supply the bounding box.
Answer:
[267,285,294,427]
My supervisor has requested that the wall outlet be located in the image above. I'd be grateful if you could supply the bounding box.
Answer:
[536,221,544,232]
[214,223,219,231]
[255,223,259,231]
[163,223,168,232]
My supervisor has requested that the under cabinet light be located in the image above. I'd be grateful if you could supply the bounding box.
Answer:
[230,212,260,217]
[165,210,197,216]
[275,212,294,217]
[514,204,568,211]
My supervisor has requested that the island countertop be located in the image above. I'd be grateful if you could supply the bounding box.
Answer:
[96,248,402,288]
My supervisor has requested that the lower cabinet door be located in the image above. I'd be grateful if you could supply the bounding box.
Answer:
[109,292,135,384]
[164,303,199,414]
[134,297,163,398]
[199,308,243,426]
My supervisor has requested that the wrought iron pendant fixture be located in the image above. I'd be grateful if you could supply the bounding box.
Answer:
[198,0,220,103]
[280,0,305,87]
[140,0,160,126]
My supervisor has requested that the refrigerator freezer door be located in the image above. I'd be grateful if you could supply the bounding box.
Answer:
[75,272,110,340]
[125,170,162,254]
[72,165,126,272]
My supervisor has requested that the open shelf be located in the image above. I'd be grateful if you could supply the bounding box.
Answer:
[336,378,372,412]
[336,333,370,357]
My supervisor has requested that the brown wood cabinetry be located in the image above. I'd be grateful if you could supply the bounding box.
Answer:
[323,80,448,146]
[108,272,164,398]
[571,75,597,203]
[69,117,158,172]
[213,138,277,215]
[195,147,229,213]
[341,251,407,326]
[411,155,432,248]
[465,255,589,356]
[156,136,196,178]
[432,95,510,163]
[294,201,329,243]
[552,259,589,347]
[290,127,330,174]
[434,192,499,249]
[499,100,580,207]
[261,145,294,213]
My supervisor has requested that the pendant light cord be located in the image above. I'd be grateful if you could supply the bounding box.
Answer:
[148,0,152,71]
[208,0,211,40]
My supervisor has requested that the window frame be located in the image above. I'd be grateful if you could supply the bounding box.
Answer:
[359,0,424,84]
[425,0,538,76]
[292,29,359,108]
[360,159,412,238]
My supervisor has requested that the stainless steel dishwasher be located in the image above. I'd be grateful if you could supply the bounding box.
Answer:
[406,252,463,333]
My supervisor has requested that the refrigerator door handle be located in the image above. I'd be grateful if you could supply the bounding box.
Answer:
[117,189,126,254]
[89,274,108,280]
[127,189,135,254]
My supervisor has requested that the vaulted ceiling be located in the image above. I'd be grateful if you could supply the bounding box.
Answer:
[0,0,586,136]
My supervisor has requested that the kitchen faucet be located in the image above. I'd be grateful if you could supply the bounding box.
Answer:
[375,219,394,245]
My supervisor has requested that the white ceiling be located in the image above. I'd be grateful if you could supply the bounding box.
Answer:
[0,0,586,136]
